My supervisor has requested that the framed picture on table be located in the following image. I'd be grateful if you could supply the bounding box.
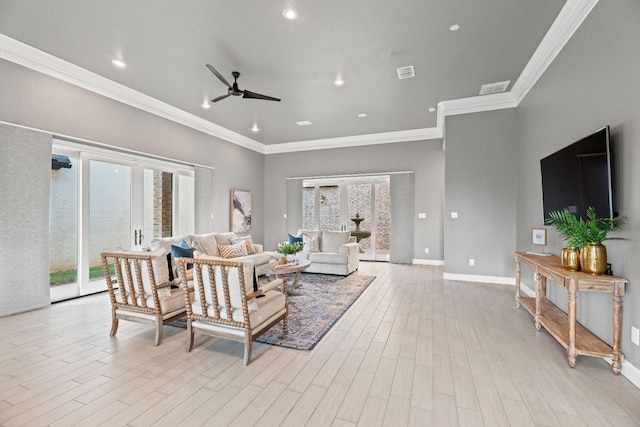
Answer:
[531,228,547,246]
[231,189,251,233]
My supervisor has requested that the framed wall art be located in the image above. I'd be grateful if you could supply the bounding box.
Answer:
[231,189,251,233]
[531,227,547,246]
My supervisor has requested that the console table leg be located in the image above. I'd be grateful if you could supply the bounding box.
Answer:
[567,279,577,368]
[612,282,624,375]
[515,261,521,308]
[534,272,541,330]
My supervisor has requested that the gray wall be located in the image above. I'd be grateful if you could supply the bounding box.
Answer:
[0,59,265,243]
[444,109,518,278]
[264,140,445,260]
[516,0,640,368]
[0,124,51,316]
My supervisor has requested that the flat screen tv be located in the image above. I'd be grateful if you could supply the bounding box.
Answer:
[540,126,615,221]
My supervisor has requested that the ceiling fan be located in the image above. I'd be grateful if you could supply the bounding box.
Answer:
[206,64,281,103]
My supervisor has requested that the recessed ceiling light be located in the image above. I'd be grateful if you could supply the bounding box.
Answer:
[449,24,460,32]
[251,124,259,132]
[296,120,312,126]
[334,77,344,86]
[111,58,127,68]
[358,113,367,118]
[282,9,298,20]
[428,107,436,113]
[201,101,211,109]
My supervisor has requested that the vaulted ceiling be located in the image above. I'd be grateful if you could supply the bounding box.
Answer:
[1,1,581,151]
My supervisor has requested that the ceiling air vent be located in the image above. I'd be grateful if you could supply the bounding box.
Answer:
[396,65,415,80]
[479,80,511,95]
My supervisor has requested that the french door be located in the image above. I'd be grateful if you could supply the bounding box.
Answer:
[50,141,194,302]
[302,175,390,261]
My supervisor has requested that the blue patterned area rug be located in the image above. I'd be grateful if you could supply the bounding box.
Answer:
[257,273,375,350]
[170,273,375,351]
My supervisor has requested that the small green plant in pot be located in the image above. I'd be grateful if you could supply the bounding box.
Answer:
[545,208,587,270]
[276,241,304,263]
[546,207,626,274]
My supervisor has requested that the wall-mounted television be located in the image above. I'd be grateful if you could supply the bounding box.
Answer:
[540,126,615,221]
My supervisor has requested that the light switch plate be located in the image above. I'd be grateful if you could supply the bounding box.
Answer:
[418,212,426,219]
[451,212,459,219]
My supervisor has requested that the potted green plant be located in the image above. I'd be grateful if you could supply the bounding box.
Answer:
[546,207,626,274]
[545,208,587,270]
[276,241,304,263]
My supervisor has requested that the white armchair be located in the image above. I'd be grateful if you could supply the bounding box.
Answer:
[178,257,288,365]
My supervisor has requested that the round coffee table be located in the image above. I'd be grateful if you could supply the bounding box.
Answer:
[262,259,311,293]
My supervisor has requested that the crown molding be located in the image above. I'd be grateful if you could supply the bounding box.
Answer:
[511,0,599,103]
[0,33,265,154]
[0,0,596,155]
[264,127,442,154]
[440,92,519,118]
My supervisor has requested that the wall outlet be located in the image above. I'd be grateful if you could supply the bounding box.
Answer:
[283,213,287,218]
[469,258,475,266]
[424,248,429,254]
[418,212,427,219]
[451,212,459,219]
[632,326,640,346]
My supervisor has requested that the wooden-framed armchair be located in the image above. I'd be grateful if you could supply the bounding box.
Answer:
[178,257,288,365]
[101,250,188,346]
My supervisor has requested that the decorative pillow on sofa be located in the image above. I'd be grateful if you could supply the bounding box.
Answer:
[231,236,257,254]
[190,233,219,256]
[218,241,248,258]
[322,230,351,253]
[302,234,320,252]
[171,240,195,277]
[288,233,303,245]
[214,232,237,246]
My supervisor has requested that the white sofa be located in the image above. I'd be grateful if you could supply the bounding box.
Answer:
[149,232,273,278]
[295,229,360,276]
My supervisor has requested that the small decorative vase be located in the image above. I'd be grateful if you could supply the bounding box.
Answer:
[580,243,607,275]
[561,248,581,271]
[286,254,296,263]
[279,256,287,265]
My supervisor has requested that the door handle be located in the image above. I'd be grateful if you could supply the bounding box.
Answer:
[134,229,138,246]
[139,229,144,245]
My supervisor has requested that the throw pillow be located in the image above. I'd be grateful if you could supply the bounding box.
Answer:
[214,232,237,246]
[171,240,195,276]
[231,236,257,255]
[303,233,320,252]
[190,233,219,256]
[288,233,303,245]
[218,241,248,258]
[322,230,351,253]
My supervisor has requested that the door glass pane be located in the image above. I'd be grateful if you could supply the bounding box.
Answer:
[319,185,341,230]
[178,174,194,236]
[302,187,316,229]
[348,184,373,257]
[89,160,131,281]
[375,181,391,258]
[50,155,78,286]
[143,169,173,243]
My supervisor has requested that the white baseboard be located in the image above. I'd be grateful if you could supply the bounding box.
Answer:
[412,259,445,266]
[603,358,640,389]
[443,272,516,285]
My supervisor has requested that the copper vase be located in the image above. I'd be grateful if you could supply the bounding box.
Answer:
[561,248,581,271]
[580,243,607,275]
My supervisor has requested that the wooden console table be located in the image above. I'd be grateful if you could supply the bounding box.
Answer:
[514,251,628,374]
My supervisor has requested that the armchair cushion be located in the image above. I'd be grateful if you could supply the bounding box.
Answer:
[322,230,351,253]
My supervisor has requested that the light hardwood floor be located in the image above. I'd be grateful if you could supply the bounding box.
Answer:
[1,262,639,426]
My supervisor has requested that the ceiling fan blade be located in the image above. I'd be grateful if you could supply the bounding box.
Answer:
[211,93,231,103]
[206,64,232,89]
[243,90,281,102]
